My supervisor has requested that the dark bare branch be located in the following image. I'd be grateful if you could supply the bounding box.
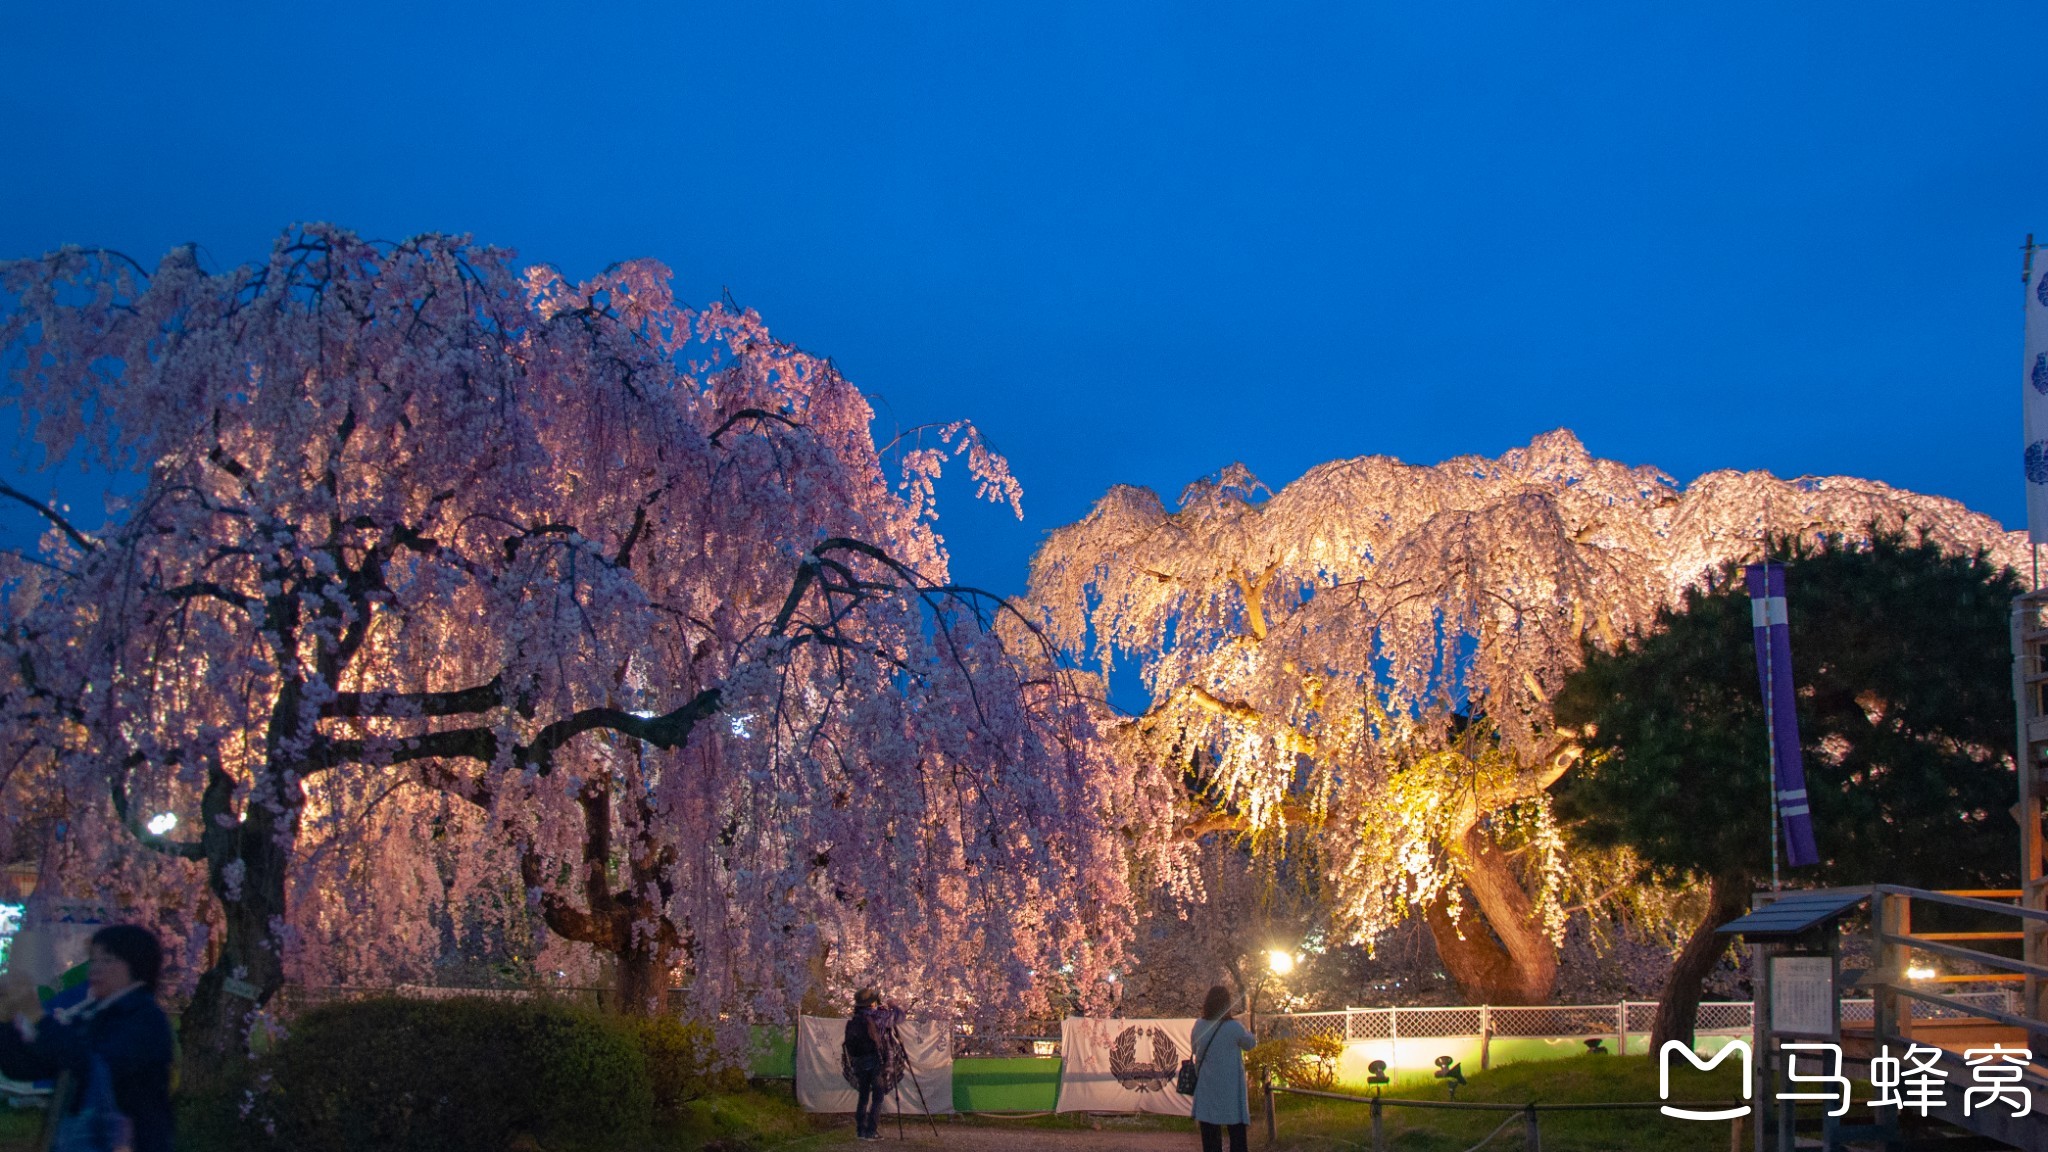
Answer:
[109,753,206,860]
[161,580,260,612]
[707,407,801,446]
[0,480,95,552]
[322,675,505,719]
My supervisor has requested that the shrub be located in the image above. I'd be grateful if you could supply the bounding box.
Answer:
[627,1014,745,1122]
[1293,1035,1343,1090]
[259,996,653,1152]
[1245,1038,1294,1086]
[1246,1035,1344,1091]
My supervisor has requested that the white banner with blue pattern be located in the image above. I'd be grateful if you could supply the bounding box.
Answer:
[2025,260,2048,545]
[1054,1016,1198,1115]
[793,1015,954,1114]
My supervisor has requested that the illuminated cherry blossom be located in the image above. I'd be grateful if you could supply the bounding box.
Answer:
[1032,431,2022,1002]
[0,227,1134,1056]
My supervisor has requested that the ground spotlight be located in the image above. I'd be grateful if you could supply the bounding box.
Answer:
[1433,1055,1465,1095]
[1366,1059,1390,1086]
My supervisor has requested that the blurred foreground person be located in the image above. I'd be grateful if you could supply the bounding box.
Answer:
[1190,984,1254,1152]
[0,924,174,1152]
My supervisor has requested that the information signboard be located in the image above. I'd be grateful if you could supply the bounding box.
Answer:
[1768,955,1834,1037]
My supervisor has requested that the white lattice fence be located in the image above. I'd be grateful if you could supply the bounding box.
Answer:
[1487,1006,1624,1038]
[1694,1001,1754,1033]
[1391,1007,1483,1038]
[1346,1010,1391,1040]
[1624,1001,1659,1033]
[1266,990,2024,1045]
[1268,1011,1349,1043]
[1267,998,1760,1042]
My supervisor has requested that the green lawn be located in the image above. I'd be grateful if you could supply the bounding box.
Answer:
[0,1086,844,1152]
[0,1107,43,1152]
[0,1056,1794,1152]
[1264,1054,1752,1152]
[700,1055,1755,1150]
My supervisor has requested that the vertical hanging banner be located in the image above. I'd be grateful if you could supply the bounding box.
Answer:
[1746,563,1819,868]
[1055,1017,1198,1115]
[794,1015,955,1114]
[2024,257,2048,546]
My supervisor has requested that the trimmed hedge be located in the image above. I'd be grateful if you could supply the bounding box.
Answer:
[261,997,654,1152]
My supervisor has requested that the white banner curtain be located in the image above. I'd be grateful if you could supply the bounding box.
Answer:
[794,1015,954,1114]
[1054,1017,1198,1115]
[2024,257,2048,546]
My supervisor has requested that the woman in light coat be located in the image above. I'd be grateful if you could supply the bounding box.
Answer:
[1189,984,1255,1152]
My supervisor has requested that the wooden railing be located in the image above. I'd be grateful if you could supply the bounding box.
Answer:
[1871,885,2048,1047]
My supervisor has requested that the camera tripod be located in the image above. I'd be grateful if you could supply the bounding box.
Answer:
[884,1019,942,1139]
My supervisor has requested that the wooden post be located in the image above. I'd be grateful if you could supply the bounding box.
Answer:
[1262,1074,1276,1146]
[1370,1096,1384,1152]
[1479,1004,1492,1070]
[1523,1104,1540,1152]
[2015,593,2048,1021]
[1873,890,1905,1044]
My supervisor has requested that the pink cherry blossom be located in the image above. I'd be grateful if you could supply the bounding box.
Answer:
[0,227,1137,1058]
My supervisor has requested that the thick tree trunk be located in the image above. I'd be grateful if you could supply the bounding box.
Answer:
[518,777,686,1018]
[181,769,293,1069]
[615,943,673,1017]
[1424,893,1551,1005]
[1422,825,1560,1006]
[1650,873,1750,1053]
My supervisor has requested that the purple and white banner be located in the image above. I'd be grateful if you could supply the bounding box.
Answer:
[2024,260,2048,545]
[1745,563,1819,868]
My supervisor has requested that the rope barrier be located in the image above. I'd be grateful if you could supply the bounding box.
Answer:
[1272,1085,1743,1112]
[1456,1110,1523,1152]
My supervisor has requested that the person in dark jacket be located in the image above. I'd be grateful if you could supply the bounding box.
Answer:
[842,986,889,1141]
[0,924,176,1152]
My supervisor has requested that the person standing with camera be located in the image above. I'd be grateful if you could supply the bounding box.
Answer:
[842,986,889,1141]
[1189,984,1254,1152]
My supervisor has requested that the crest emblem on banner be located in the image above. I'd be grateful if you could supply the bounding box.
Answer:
[1108,1025,1183,1092]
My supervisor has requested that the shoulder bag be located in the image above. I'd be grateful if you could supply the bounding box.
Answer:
[1175,1019,1225,1096]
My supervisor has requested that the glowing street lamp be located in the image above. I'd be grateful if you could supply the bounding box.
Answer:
[145,813,178,836]
[1268,949,1296,977]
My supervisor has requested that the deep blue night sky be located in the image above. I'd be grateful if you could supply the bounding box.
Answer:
[3,3,2046,595]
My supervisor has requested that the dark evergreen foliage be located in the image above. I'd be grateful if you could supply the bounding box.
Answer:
[1553,531,2021,1046]
[1556,530,2020,890]
[257,997,654,1152]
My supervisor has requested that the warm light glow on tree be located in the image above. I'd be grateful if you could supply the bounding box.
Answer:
[1032,433,2023,1004]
